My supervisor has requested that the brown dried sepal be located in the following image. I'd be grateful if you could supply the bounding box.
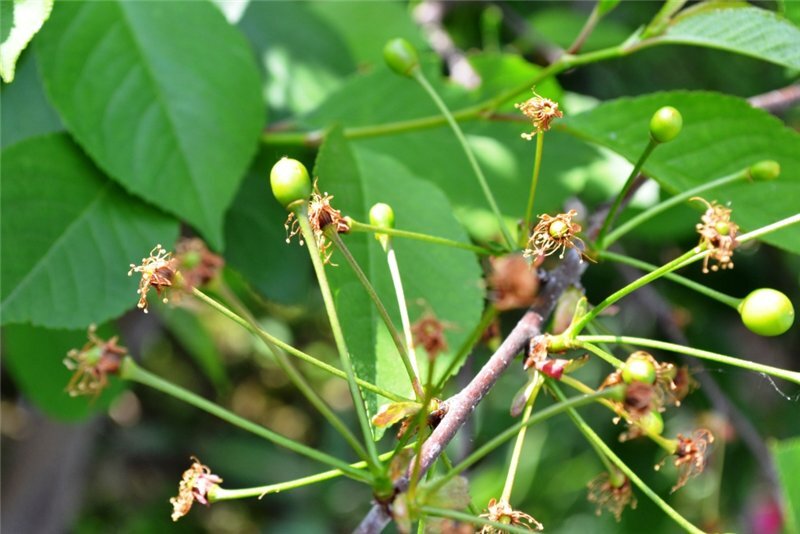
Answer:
[284,181,351,265]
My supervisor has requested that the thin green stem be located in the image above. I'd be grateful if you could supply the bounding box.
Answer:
[297,213,382,471]
[603,168,749,247]
[328,230,425,400]
[576,335,800,386]
[215,283,369,463]
[599,250,741,308]
[427,387,622,495]
[549,384,705,534]
[571,247,701,335]
[596,139,658,248]
[193,288,410,403]
[521,132,545,248]
[567,2,601,54]
[348,219,494,256]
[385,241,422,385]
[739,213,800,242]
[582,342,625,368]
[412,68,515,250]
[210,449,398,502]
[500,373,544,502]
[120,358,371,483]
[436,305,498,393]
[419,506,534,534]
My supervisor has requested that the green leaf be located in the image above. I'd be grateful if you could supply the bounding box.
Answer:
[371,401,423,429]
[158,306,229,394]
[35,0,263,248]
[561,91,800,254]
[644,6,800,70]
[314,128,485,428]
[0,0,54,83]
[772,437,800,533]
[0,49,62,148]
[2,323,126,421]
[224,150,312,304]
[239,1,422,118]
[1,134,179,328]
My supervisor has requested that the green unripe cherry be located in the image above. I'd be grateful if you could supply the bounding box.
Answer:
[639,410,664,436]
[649,106,682,144]
[622,352,657,384]
[369,203,395,230]
[270,157,311,210]
[549,220,569,238]
[748,160,780,181]
[738,288,795,336]
[383,38,420,77]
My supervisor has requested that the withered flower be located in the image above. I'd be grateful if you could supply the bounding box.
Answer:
[170,457,222,522]
[524,210,587,261]
[128,244,179,313]
[659,365,697,407]
[285,181,350,265]
[480,498,543,532]
[411,312,449,359]
[693,198,739,273]
[488,254,540,311]
[587,472,637,521]
[64,325,126,399]
[666,429,715,492]
[175,237,224,289]
[515,89,563,140]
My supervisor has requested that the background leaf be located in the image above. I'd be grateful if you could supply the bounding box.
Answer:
[0,134,179,328]
[35,0,263,248]
[561,91,800,254]
[0,0,53,83]
[314,128,485,426]
[771,437,800,534]
[2,323,126,421]
[644,6,800,70]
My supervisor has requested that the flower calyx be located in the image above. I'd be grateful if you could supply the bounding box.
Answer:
[285,181,351,265]
[64,325,127,399]
[170,456,223,522]
[515,89,563,140]
[480,498,543,533]
[693,197,739,273]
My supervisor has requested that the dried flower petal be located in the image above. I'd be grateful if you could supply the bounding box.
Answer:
[480,498,543,532]
[524,210,587,262]
[693,198,739,273]
[64,325,127,399]
[128,244,179,313]
[515,89,563,140]
[170,457,222,522]
[411,313,449,359]
[587,472,637,521]
[670,429,714,492]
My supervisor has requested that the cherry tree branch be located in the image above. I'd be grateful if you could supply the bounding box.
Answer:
[355,250,587,533]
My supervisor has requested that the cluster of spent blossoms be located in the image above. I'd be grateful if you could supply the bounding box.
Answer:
[63,325,127,399]
[693,197,740,273]
[284,181,350,265]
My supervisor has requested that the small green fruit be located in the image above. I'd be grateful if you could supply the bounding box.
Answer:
[270,157,311,209]
[622,352,657,384]
[369,203,395,230]
[748,160,780,181]
[639,410,664,436]
[739,288,795,336]
[649,106,682,144]
[383,38,420,77]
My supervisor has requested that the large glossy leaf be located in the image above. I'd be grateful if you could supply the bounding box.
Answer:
[643,6,800,70]
[561,91,800,254]
[314,128,485,426]
[1,134,179,328]
[2,324,126,421]
[0,0,53,83]
[35,0,263,248]
[224,149,312,304]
